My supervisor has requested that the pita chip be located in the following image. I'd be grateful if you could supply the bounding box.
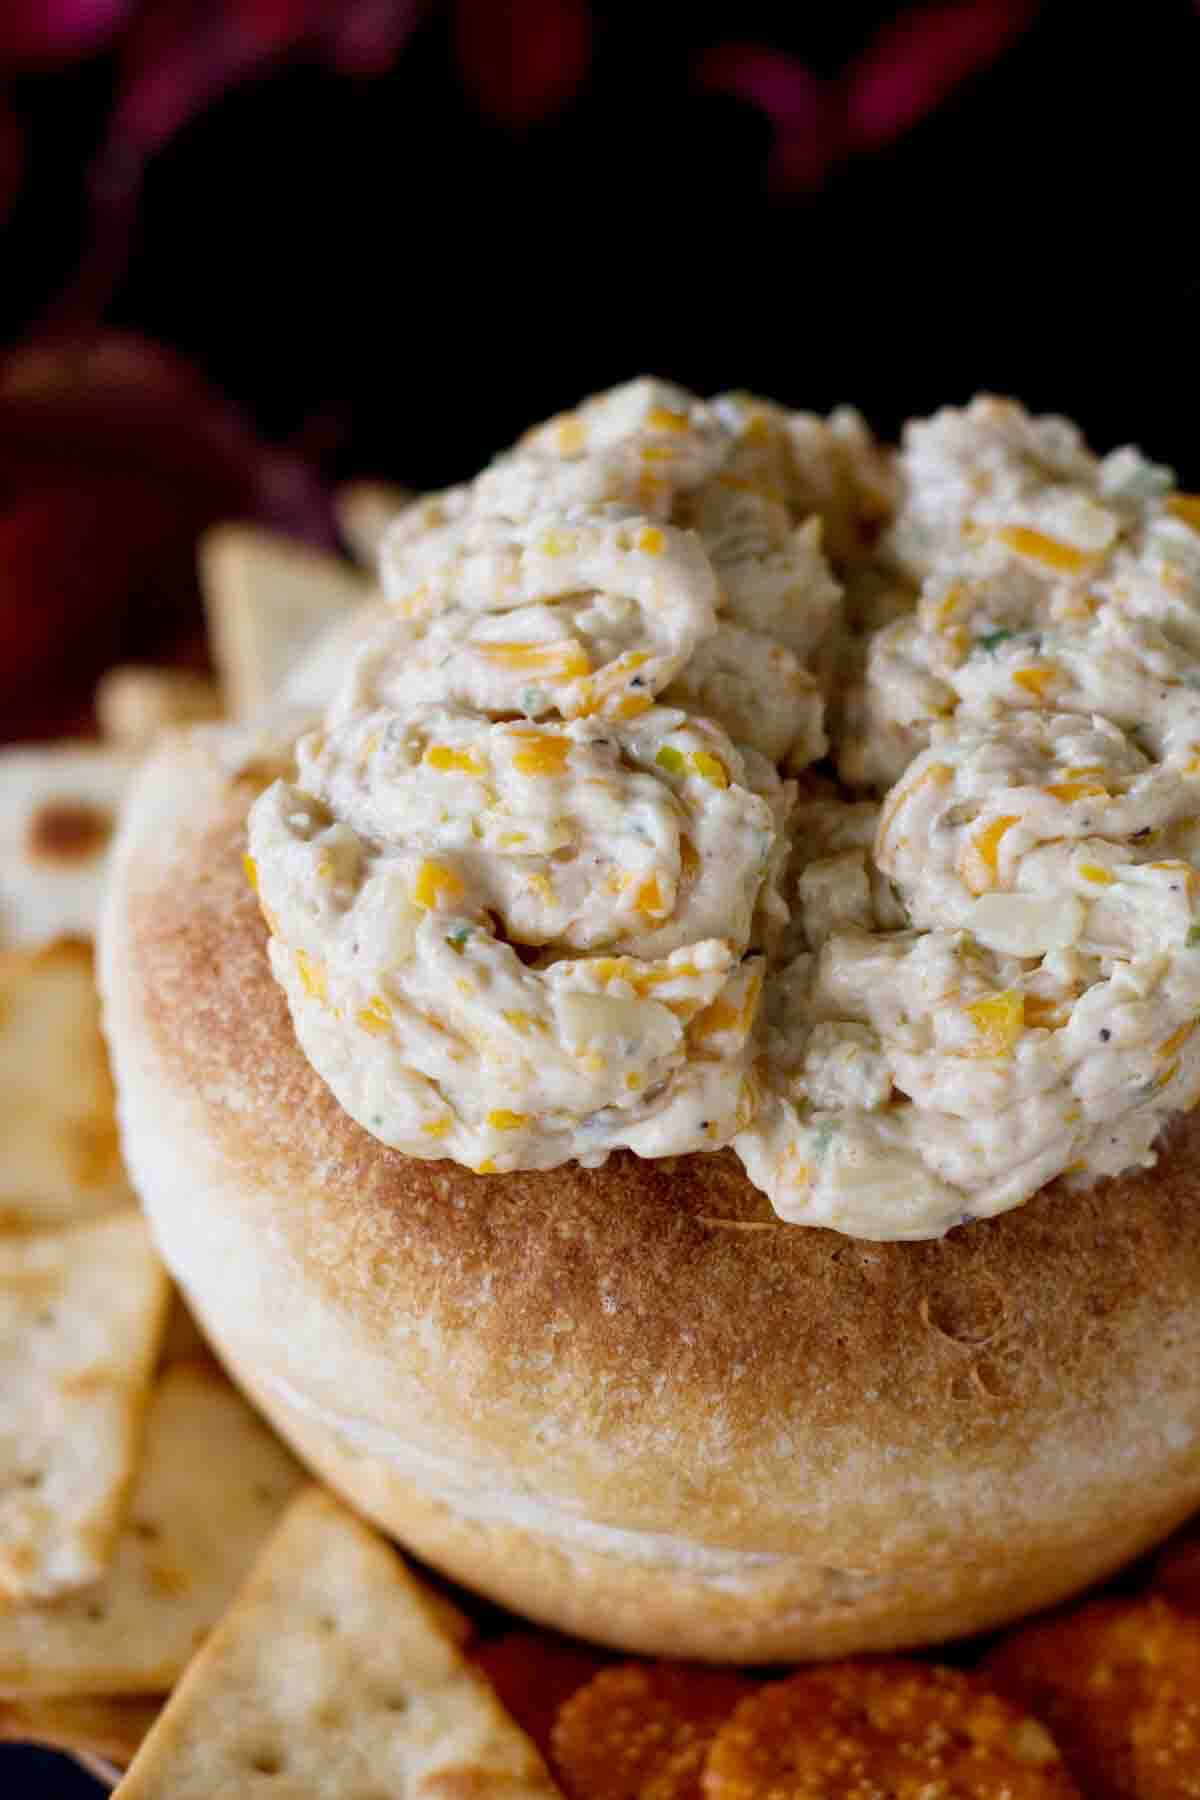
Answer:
[0,940,135,1231]
[95,667,221,752]
[334,479,412,569]
[0,1210,168,1601]
[199,524,369,717]
[0,745,133,950]
[0,1691,160,1769]
[0,1361,305,1695]
[113,1485,560,1798]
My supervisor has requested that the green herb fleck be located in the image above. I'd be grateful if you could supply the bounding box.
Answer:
[446,926,473,953]
[1187,925,1200,948]
[977,628,1016,655]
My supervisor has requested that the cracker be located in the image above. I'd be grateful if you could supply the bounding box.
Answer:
[704,1661,1078,1800]
[0,1210,168,1601]
[335,479,412,568]
[0,940,135,1231]
[0,744,133,949]
[0,1360,304,1694]
[113,1484,560,1798]
[199,524,369,717]
[986,1594,1200,1800]
[95,667,221,752]
[550,1662,751,1799]
[0,1691,160,1768]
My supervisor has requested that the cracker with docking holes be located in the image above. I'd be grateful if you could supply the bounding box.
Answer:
[112,1484,561,1798]
[0,940,135,1231]
[0,1209,168,1602]
[0,1360,304,1695]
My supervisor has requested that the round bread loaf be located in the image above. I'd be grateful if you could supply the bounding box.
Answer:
[100,735,1200,1662]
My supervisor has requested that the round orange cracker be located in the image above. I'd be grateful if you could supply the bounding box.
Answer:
[701,1659,1079,1800]
[986,1595,1200,1800]
[1133,1675,1200,1800]
[471,1629,611,1757]
[551,1660,754,1800]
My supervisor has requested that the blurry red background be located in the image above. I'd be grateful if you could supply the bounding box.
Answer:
[1,0,1197,745]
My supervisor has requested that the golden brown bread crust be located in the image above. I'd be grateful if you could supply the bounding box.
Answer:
[100,737,1200,1660]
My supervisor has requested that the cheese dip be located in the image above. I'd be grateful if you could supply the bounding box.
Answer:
[248,383,1200,1238]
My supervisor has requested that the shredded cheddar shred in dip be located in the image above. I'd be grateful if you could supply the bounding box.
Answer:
[247,383,1200,1239]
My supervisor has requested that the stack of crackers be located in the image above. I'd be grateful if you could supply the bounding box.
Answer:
[5,478,1200,1798]
[0,481,560,1795]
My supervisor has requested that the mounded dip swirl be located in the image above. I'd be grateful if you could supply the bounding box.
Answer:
[247,381,1200,1239]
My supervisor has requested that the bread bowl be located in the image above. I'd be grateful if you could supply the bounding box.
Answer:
[99,382,1200,1660]
[96,732,1200,1661]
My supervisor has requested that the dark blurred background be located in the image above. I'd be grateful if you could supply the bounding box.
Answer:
[1,0,1198,1784]
[2,0,1198,752]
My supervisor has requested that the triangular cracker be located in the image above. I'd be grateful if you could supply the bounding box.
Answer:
[334,479,412,569]
[113,1486,561,1797]
[0,1691,160,1768]
[0,1210,168,1601]
[95,667,221,752]
[0,744,133,949]
[199,525,369,717]
[0,1361,305,1694]
[0,940,135,1231]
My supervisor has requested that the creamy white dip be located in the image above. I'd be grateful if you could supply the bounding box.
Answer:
[247,382,1200,1238]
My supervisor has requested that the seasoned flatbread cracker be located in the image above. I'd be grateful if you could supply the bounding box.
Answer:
[0,1691,160,1768]
[335,479,412,568]
[199,524,369,717]
[0,1210,167,1601]
[0,745,133,949]
[0,940,134,1231]
[0,1360,304,1694]
[95,667,221,752]
[113,1485,561,1798]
